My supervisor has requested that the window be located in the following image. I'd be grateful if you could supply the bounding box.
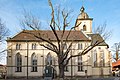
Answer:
[98,47,101,49]
[101,50,105,66]
[78,43,82,50]
[93,50,97,67]
[31,53,37,72]
[46,52,52,65]
[78,53,83,71]
[15,53,22,72]
[64,65,69,72]
[32,43,36,50]
[83,25,86,31]
[63,43,67,49]
[16,44,21,50]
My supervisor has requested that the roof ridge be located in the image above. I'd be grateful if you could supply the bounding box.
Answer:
[7,30,90,42]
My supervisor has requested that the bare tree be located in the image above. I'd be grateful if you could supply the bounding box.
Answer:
[0,19,9,42]
[111,42,120,62]
[20,10,41,30]
[21,0,111,79]
[0,18,9,62]
[93,22,111,41]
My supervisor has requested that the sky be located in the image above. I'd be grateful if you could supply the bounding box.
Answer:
[0,0,120,64]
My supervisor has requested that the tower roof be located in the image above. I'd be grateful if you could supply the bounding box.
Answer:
[77,6,89,19]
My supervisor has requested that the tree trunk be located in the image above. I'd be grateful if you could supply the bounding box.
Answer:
[116,51,119,61]
[59,63,65,80]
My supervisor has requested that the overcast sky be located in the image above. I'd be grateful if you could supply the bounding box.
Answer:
[0,0,120,64]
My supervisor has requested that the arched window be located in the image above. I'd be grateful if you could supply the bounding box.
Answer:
[101,50,105,66]
[83,25,86,31]
[63,43,67,49]
[15,53,22,72]
[31,53,37,72]
[93,50,97,67]
[16,44,21,50]
[46,52,52,65]
[32,43,36,50]
[78,53,83,71]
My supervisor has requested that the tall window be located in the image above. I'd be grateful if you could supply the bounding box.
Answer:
[93,50,97,67]
[31,53,37,72]
[63,43,67,49]
[15,53,22,72]
[46,52,52,65]
[16,44,21,50]
[78,43,83,50]
[32,43,36,50]
[101,50,105,66]
[83,25,86,31]
[78,53,83,71]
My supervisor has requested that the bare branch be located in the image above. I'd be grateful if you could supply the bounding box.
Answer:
[23,31,59,53]
[93,22,111,40]
[39,43,58,54]
[111,42,120,61]
[65,38,105,66]
[20,0,111,78]
[48,0,55,29]
[0,18,9,42]
[61,42,73,64]
[21,11,41,30]
[55,5,61,30]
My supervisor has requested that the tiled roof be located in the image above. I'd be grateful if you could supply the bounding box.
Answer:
[87,34,108,47]
[112,60,120,68]
[7,30,90,42]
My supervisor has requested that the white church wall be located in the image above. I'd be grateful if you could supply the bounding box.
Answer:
[7,39,111,77]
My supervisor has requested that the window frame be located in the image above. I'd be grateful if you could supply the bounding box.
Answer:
[15,53,22,72]
[32,43,37,50]
[78,54,83,71]
[101,50,105,67]
[93,50,97,67]
[78,43,83,50]
[31,53,38,72]
[16,43,21,50]
[63,43,67,50]
[83,25,87,31]
[64,65,69,72]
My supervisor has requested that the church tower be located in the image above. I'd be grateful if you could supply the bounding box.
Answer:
[75,6,93,34]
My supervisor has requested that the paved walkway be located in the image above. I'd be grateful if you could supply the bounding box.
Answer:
[114,77,120,80]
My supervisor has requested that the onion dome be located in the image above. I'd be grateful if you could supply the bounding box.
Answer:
[77,6,89,19]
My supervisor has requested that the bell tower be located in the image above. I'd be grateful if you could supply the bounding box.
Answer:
[75,6,93,34]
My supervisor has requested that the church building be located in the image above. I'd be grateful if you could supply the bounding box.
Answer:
[6,6,112,78]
